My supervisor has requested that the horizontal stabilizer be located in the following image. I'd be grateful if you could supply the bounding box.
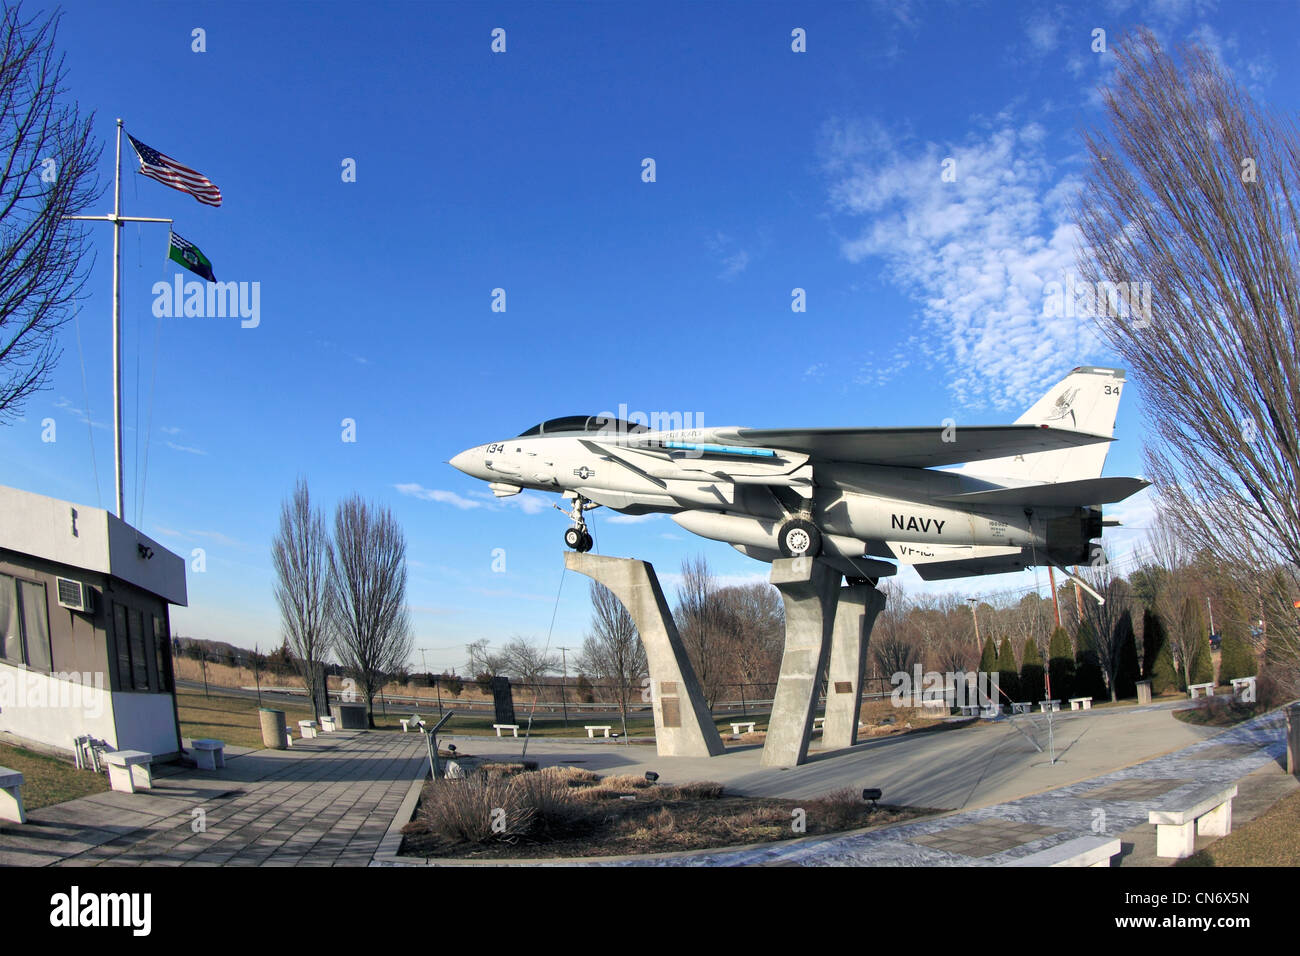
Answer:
[936,476,1148,507]
[911,550,1033,581]
[717,425,1110,469]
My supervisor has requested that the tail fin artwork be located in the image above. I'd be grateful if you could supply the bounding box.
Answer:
[957,367,1126,484]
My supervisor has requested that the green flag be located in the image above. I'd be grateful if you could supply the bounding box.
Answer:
[168,231,216,282]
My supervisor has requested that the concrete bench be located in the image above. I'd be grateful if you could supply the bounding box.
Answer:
[919,698,949,716]
[105,750,154,794]
[1187,682,1215,699]
[400,717,421,732]
[1231,677,1256,700]
[730,722,756,735]
[1149,783,1238,859]
[0,767,25,824]
[812,716,825,730]
[320,716,338,733]
[1011,702,1032,715]
[285,727,294,748]
[980,704,1002,719]
[298,720,318,739]
[493,724,519,738]
[1069,697,1093,711]
[192,739,225,770]
[585,725,612,738]
[959,705,982,717]
[1006,835,1121,867]
[1039,700,1061,713]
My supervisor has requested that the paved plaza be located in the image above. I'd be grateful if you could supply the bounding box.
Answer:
[1,700,1294,867]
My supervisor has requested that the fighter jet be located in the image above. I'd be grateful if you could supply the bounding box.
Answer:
[449,367,1146,586]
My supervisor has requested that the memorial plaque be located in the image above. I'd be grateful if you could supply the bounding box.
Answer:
[490,675,516,726]
[660,681,677,696]
[835,681,852,694]
[661,697,681,728]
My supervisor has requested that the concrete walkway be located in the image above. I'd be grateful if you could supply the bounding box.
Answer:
[0,730,427,867]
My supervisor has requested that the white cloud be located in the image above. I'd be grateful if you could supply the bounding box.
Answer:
[395,483,483,509]
[1025,9,1063,55]
[607,513,661,524]
[165,440,207,456]
[821,116,1105,412]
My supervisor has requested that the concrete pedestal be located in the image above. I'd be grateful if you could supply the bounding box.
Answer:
[821,582,886,750]
[565,552,724,757]
[332,702,369,730]
[1136,680,1153,705]
[761,557,842,767]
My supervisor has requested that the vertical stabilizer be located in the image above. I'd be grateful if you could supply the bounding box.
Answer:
[958,367,1126,484]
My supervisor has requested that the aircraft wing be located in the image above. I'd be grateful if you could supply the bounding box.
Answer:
[935,476,1149,507]
[714,425,1111,469]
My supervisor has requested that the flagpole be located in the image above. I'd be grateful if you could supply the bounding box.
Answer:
[65,118,172,521]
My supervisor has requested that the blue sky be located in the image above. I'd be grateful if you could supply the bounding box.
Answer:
[2,0,1295,672]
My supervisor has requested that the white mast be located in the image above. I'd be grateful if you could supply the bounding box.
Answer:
[66,118,172,520]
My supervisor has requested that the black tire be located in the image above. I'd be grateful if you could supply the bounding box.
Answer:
[564,527,583,550]
[778,517,821,558]
[580,531,594,553]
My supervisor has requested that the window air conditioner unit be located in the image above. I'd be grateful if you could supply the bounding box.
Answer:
[56,577,94,613]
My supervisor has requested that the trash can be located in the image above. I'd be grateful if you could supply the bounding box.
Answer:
[1136,680,1153,705]
[260,708,288,749]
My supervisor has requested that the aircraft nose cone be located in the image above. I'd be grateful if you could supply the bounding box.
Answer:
[449,449,475,475]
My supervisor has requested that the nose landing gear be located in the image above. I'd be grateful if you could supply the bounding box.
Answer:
[557,494,598,553]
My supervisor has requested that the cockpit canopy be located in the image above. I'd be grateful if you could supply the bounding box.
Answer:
[516,416,651,438]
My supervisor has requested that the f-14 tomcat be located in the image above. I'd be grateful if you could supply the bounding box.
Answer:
[450,367,1146,586]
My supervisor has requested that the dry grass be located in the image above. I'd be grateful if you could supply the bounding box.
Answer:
[1173,696,1262,727]
[401,763,931,859]
[1179,788,1300,867]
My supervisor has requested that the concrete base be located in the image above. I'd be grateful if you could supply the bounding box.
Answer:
[565,552,724,757]
[821,582,886,750]
[761,557,842,768]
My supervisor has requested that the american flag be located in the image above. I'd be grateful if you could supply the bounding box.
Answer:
[127,134,222,207]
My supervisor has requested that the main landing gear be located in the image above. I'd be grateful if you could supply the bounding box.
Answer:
[777,516,822,558]
[558,494,599,553]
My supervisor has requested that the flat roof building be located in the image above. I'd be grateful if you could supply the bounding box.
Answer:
[0,485,187,759]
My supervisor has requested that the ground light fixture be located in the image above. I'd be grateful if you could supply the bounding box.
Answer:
[645,771,659,784]
[862,788,883,807]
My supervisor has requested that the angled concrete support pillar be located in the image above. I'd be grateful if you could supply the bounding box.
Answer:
[564,552,724,757]
[820,582,886,750]
[761,557,842,767]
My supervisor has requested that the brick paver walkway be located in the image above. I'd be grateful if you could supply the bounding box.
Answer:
[0,730,427,867]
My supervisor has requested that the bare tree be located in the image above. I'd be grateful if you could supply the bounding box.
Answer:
[1078,551,1133,702]
[1076,28,1300,694]
[271,478,334,722]
[465,638,507,678]
[498,636,559,686]
[673,554,730,706]
[0,5,101,421]
[716,582,784,690]
[577,582,646,729]
[1146,507,1210,690]
[328,495,413,727]
[0,5,101,420]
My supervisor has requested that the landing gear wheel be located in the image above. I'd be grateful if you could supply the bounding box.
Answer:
[778,517,822,558]
[580,531,593,553]
[564,527,584,550]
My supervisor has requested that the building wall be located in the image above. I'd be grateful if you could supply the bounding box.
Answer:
[0,551,180,758]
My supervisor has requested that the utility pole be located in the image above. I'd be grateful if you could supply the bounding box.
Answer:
[967,598,981,645]
[64,119,173,519]
[1047,566,1063,629]
[557,646,570,728]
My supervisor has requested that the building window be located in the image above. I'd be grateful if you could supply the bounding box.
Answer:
[114,603,132,690]
[152,615,173,692]
[0,574,52,672]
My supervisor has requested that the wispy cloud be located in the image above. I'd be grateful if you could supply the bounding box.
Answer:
[706,232,751,280]
[164,440,208,456]
[395,483,483,509]
[820,114,1103,412]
